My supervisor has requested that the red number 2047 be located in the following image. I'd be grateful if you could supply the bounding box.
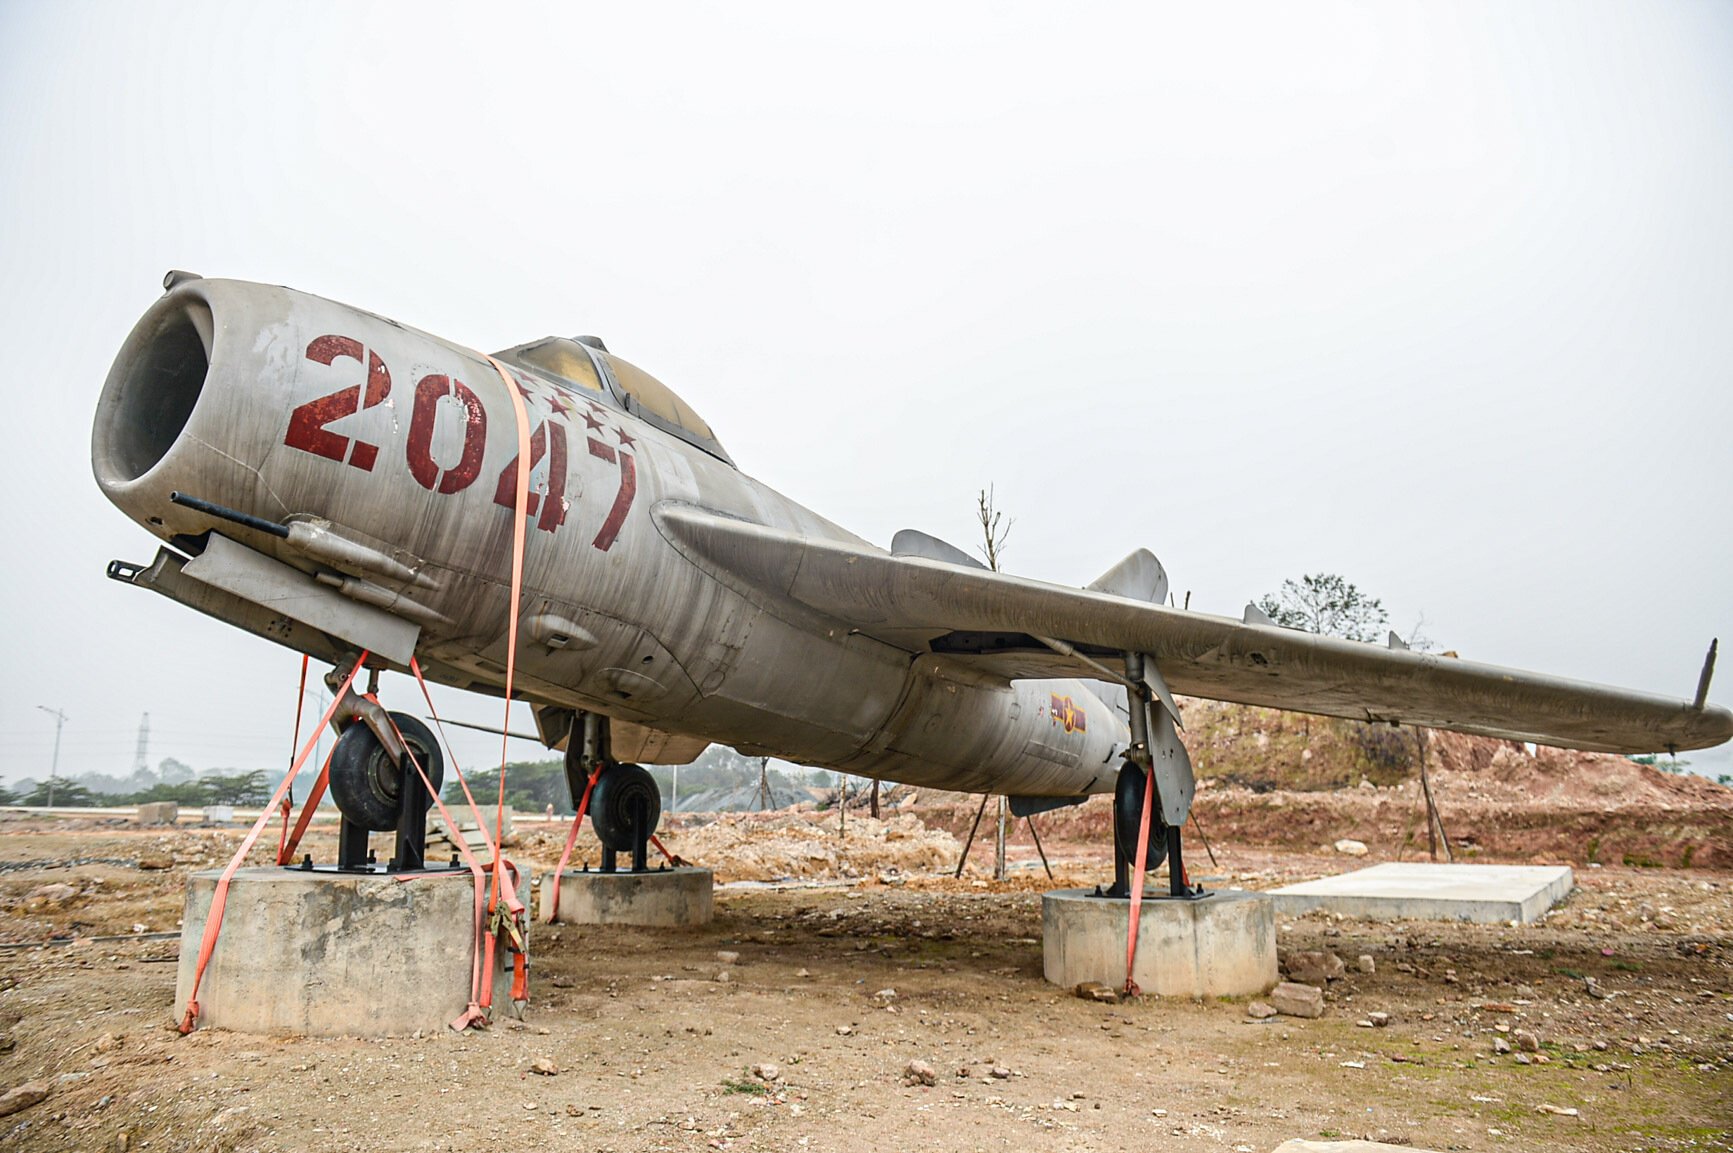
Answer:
[282,335,628,545]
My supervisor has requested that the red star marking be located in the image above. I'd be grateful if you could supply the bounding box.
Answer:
[543,390,572,418]
[581,409,604,432]
[614,426,636,448]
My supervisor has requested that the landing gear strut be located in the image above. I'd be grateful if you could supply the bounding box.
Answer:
[564,712,664,874]
[1096,649,1207,902]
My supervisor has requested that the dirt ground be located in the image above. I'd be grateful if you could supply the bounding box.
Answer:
[0,809,1729,1153]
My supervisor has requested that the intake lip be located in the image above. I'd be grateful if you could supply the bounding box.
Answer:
[92,285,214,490]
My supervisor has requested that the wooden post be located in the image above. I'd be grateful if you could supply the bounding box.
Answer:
[994,796,1007,881]
[955,793,990,878]
[1415,727,1453,862]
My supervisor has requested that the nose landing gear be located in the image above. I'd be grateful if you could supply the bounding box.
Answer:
[327,712,444,872]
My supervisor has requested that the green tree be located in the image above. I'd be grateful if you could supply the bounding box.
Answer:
[445,760,569,813]
[128,781,208,806]
[158,758,195,785]
[20,778,96,806]
[1259,573,1389,642]
[199,770,271,806]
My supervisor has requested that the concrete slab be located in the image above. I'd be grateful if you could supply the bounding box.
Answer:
[540,866,713,927]
[176,867,531,1036]
[1042,889,1277,999]
[1269,862,1574,924]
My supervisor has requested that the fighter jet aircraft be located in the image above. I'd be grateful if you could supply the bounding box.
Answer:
[93,274,1733,877]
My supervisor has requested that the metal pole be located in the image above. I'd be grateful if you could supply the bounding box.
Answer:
[672,763,679,814]
[994,796,1007,881]
[36,706,68,807]
[1026,816,1053,881]
[955,792,990,878]
[1415,727,1439,861]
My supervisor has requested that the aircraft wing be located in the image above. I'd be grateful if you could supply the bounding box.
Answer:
[655,504,1733,755]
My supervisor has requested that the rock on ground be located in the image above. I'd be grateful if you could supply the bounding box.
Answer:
[1270,982,1325,1019]
[1283,950,1345,985]
[0,1081,50,1117]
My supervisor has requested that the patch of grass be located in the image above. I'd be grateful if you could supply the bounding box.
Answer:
[1586,836,1601,864]
[1552,966,1585,979]
[721,1076,769,1096]
[1613,960,1643,972]
[1680,844,1695,868]
[1622,851,1663,868]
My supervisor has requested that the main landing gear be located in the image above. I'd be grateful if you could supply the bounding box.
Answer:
[1097,761,1204,900]
[564,712,665,874]
[1095,650,1207,902]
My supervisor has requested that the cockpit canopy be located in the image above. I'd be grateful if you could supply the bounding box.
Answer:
[494,336,733,466]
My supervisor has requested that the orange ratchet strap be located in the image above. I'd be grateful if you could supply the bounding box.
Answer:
[276,655,310,861]
[483,353,535,1013]
[398,661,528,1026]
[546,760,604,922]
[180,651,368,1034]
[1123,762,1157,997]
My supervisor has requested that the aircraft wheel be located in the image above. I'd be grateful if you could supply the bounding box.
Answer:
[588,762,662,852]
[328,712,444,832]
[1113,760,1168,871]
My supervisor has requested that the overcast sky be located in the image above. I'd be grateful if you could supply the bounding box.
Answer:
[2,1,1729,787]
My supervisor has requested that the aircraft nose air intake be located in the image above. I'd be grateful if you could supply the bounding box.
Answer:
[93,289,213,486]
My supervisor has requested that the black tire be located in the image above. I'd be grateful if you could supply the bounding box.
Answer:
[328,713,444,832]
[588,762,661,851]
[1113,760,1167,872]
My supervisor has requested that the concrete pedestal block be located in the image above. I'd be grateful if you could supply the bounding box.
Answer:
[175,867,530,1036]
[539,867,713,927]
[1043,888,1277,999]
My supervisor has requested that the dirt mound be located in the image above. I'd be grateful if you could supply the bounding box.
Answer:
[906,702,1733,869]
[1422,729,1729,809]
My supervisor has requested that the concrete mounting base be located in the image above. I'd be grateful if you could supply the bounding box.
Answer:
[539,866,713,927]
[1042,888,1277,998]
[1268,862,1574,924]
[175,867,531,1037]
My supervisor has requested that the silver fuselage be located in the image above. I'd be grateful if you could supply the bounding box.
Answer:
[93,279,1125,796]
